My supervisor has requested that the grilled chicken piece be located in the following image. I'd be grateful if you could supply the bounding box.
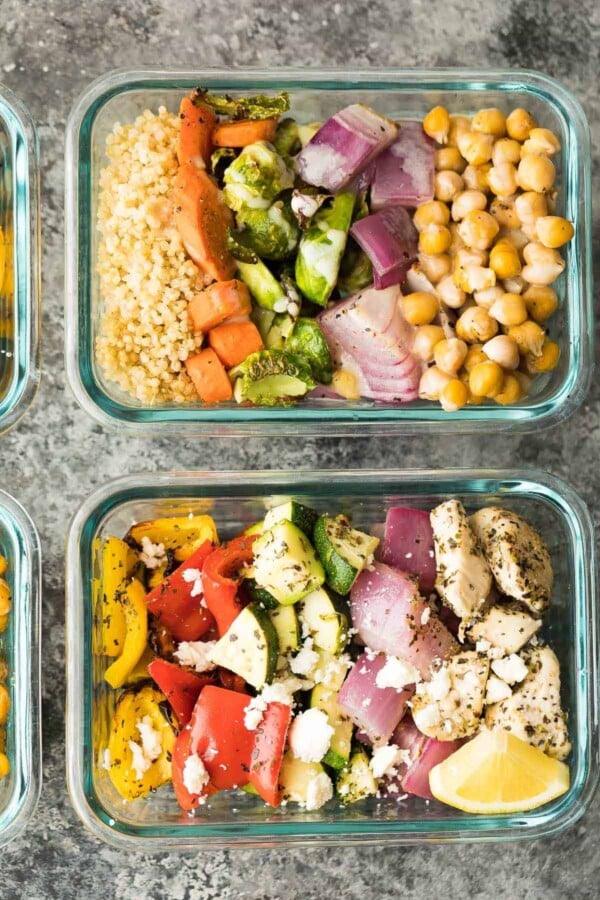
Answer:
[466,601,542,655]
[411,651,489,741]
[470,507,553,615]
[485,646,571,760]
[431,500,493,622]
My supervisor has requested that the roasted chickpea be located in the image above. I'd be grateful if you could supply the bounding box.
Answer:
[506,108,536,141]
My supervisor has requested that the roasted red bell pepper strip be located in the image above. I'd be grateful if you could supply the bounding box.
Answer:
[172,725,216,812]
[190,685,254,791]
[147,658,214,727]
[144,541,214,641]
[218,668,247,694]
[201,536,257,636]
[248,701,292,807]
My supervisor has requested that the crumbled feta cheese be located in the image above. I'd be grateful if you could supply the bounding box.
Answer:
[260,676,305,706]
[289,638,320,678]
[369,744,411,779]
[476,639,491,654]
[129,740,152,781]
[485,674,513,705]
[313,654,352,690]
[100,748,111,771]
[405,552,413,559]
[412,703,442,731]
[128,716,162,780]
[139,536,166,570]
[420,607,431,626]
[428,665,452,701]
[491,653,528,685]
[244,695,268,731]
[182,567,204,598]
[288,708,333,763]
[362,697,372,708]
[182,753,210,795]
[375,655,421,691]
[176,640,217,673]
[305,771,334,811]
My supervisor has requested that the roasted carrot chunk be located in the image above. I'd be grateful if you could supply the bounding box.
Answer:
[187,280,252,333]
[174,163,236,282]
[212,117,278,148]
[177,97,216,169]
[208,321,264,369]
[185,348,233,403]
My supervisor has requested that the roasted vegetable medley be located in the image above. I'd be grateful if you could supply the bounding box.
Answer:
[97,500,570,815]
[96,91,572,411]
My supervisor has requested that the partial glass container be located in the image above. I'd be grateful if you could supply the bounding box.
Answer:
[0,489,41,847]
[0,84,40,433]
[66,468,597,850]
[65,68,593,437]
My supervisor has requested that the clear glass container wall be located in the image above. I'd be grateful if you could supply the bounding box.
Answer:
[65,68,593,436]
[66,469,598,850]
[0,85,40,433]
[0,490,41,847]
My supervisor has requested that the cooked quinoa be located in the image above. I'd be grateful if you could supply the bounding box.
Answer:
[96,106,208,404]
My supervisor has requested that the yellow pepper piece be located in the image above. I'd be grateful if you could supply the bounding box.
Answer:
[94,536,138,657]
[129,514,218,562]
[107,685,175,801]
[104,579,148,689]
[124,645,155,685]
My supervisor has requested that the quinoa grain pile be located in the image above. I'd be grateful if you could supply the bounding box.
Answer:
[95,107,207,404]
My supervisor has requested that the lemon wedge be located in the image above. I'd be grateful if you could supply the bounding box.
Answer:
[429,728,570,814]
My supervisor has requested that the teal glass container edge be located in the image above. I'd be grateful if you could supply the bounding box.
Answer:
[65,468,598,850]
[0,84,41,434]
[0,489,41,848]
[64,67,593,437]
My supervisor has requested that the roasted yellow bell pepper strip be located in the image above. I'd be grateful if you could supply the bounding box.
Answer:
[124,644,155,685]
[106,684,175,801]
[129,514,218,562]
[104,579,148,689]
[94,536,138,657]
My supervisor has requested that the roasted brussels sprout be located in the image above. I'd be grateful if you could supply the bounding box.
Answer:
[286,318,333,384]
[230,349,315,406]
[223,141,295,211]
[236,199,300,260]
[295,191,355,305]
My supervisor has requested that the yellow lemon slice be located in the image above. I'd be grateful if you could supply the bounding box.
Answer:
[429,728,570,814]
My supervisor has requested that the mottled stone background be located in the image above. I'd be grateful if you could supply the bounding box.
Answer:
[0,0,598,897]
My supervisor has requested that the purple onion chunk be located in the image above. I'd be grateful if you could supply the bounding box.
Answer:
[338,651,413,746]
[381,507,436,593]
[371,121,435,211]
[350,207,418,288]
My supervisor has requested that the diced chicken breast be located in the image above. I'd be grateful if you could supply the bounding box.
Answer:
[431,500,493,622]
[485,646,571,760]
[411,651,490,741]
[467,601,542,655]
[470,507,553,615]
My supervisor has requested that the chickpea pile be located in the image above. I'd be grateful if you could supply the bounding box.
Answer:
[404,105,573,412]
[0,555,11,780]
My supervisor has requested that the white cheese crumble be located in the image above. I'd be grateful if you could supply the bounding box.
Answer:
[420,607,431,626]
[427,666,452,701]
[369,744,411,780]
[100,748,111,771]
[485,674,513,705]
[375,655,421,692]
[305,771,334,811]
[175,640,217,673]
[182,567,204,598]
[288,708,333,763]
[491,653,528,685]
[244,695,268,731]
[182,753,210,795]
[260,676,305,707]
[139,536,167,570]
[313,653,352,690]
[128,715,162,780]
[289,637,320,678]
[412,703,442,731]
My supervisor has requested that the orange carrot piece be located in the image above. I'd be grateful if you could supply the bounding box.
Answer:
[185,348,233,403]
[177,97,216,169]
[187,280,252,333]
[208,321,265,369]
[212,117,278,148]
[174,163,236,282]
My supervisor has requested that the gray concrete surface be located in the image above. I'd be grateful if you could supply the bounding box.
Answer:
[0,0,599,896]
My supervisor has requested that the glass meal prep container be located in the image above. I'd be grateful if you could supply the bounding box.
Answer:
[0,84,40,434]
[0,488,41,847]
[65,468,597,850]
[64,68,593,437]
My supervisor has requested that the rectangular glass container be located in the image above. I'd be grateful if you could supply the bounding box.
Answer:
[0,84,40,433]
[64,68,593,437]
[0,489,41,847]
[65,468,598,850]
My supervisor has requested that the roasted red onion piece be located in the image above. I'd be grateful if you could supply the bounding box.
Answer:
[338,651,413,746]
[371,121,435,210]
[350,207,418,289]
[381,506,436,593]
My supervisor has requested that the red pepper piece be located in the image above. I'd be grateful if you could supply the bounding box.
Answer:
[248,701,291,807]
[144,541,214,641]
[147,658,214,727]
[201,536,257,636]
[172,725,216,812]
[190,685,254,791]
[218,668,247,694]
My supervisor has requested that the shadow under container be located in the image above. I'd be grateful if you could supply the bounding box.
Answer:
[0,84,40,434]
[0,489,41,847]
[66,468,597,850]
[65,67,593,437]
